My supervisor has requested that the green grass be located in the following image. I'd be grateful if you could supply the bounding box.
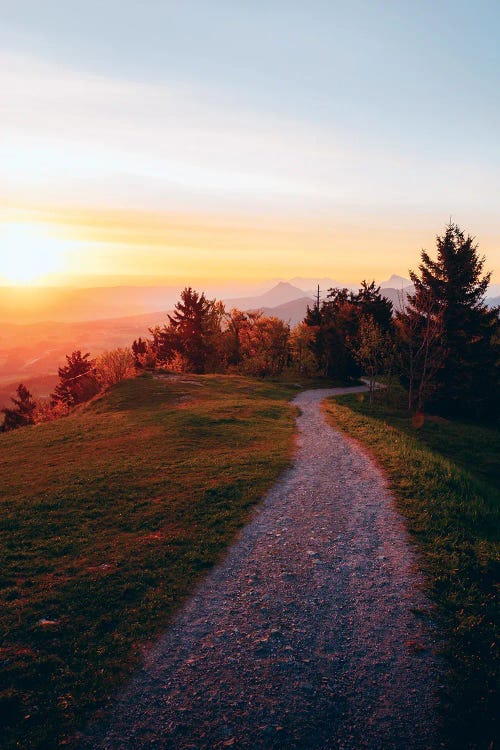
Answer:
[0,374,299,749]
[324,392,499,750]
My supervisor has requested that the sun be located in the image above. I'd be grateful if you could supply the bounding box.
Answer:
[0,223,67,285]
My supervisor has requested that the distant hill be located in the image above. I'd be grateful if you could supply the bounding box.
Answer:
[2,275,494,403]
[289,277,349,292]
[258,297,315,326]
[0,285,181,324]
[379,274,411,289]
[380,286,413,310]
[3,276,498,325]
[225,280,414,322]
[0,373,59,411]
[223,282,308,311]
[0,309,171,407]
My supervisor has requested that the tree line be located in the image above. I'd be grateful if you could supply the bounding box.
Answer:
[2,222,498,431]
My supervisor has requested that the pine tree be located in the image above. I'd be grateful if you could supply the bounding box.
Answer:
[402,222,498,417]
[2,383,36,431]
[51,351,100,407]
[131,337,148,367]
[304,288,361,380]
[153,288,221,373]
[352,280,393,332]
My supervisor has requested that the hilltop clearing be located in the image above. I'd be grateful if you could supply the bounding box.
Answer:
[80,387,439,750]
[0,374,299,749]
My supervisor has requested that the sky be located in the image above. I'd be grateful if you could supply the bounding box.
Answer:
[1,0,499,287]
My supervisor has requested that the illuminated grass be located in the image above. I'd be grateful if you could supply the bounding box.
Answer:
[0,374,299,749]
[325,394,499,750]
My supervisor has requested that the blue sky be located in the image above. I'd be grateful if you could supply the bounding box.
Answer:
[1,0,499,283]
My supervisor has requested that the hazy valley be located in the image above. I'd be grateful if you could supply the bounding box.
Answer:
[3,273,499,409]
[0,275,406,407]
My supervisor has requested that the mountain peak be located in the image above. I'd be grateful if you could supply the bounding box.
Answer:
[272,281,299,290]
[379,274,411,289]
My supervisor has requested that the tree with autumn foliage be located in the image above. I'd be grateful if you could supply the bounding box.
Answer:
[352,316,389,403]
[290,322,319,376]
[395,287,446,411]
[236,311,290,376]
[95,348,136,387]
[304,281,393,381]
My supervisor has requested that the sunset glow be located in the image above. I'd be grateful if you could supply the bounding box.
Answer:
[0,223,69,285]
[0,2,498,288]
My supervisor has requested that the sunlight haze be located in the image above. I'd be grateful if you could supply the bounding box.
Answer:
[1,1,499,285]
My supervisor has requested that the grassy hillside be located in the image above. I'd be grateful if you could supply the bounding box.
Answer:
[0,374,299,749]
[325,395,499,750]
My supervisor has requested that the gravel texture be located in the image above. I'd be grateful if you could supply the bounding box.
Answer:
[79,387,441,750]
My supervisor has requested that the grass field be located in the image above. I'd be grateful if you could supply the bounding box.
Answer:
[0,373,302,749]
[325,392,499,750]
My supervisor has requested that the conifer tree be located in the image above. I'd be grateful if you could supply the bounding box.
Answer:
[131,337,148,367]
[304,288,361,379]
[153,288,222,373]
[1,383,36,431]
[352,280,393,332]
[400,222,498,417]
[51,351,99,407]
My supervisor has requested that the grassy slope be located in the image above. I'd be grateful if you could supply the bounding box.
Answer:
[0,374,300,749]
[325,394,499,750]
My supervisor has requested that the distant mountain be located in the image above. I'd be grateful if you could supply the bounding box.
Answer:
[379,287,414,310]
[224,279,416,319]
[259,297,315,326]
[0,285,182,324]
[486,295,500,308]
[379,274,411,289]
[223,282,307,311]
[289,277,346,291]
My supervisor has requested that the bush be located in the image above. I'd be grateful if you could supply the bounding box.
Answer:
[33,398,71,424]
[96,348,136,387]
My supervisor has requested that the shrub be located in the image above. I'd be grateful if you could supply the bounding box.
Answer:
[96,348,136,387]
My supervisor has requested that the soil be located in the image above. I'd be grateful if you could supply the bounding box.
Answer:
[78,386,441,750]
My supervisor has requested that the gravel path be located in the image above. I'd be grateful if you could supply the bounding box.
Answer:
[80,387,440,750]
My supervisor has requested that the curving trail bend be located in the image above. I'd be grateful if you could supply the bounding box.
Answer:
[80,387,440,750]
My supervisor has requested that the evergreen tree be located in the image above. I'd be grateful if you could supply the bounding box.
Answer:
[1,383,36,431]
[51,351,100,407]
[352,280,393,332]
[402,222,498,417]
[304,288,361,380]
[131,337,148,367]
[152,288,222,373]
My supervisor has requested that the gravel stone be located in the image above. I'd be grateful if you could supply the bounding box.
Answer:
[79,387,441,750]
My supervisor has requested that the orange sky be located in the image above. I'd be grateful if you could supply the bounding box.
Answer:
[1,7,499,290]
[2,204,499,288]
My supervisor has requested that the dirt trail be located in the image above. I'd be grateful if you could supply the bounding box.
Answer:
[80,387,440,750]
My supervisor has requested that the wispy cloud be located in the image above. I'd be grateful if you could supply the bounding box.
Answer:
[3,51,498,221]
[1,49,499,283]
